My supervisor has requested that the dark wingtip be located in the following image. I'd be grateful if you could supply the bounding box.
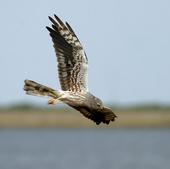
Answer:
[65,22,70,28]
[54,14,65,26]
[96,121,101,125]
[48,16,53,21]
[54,14,58,20]
[101,106,117,124]
[110,113,117,122]
[54,14,57,18]
[46,26,52,32]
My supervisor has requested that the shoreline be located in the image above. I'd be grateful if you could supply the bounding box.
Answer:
[0,109,170,128]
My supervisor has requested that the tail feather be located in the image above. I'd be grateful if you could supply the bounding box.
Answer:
[24,80,59,98]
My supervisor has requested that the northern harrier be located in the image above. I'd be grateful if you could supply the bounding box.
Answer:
[24,15,117,125]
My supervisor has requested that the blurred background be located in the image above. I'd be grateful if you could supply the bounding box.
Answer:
[0,0,170,169]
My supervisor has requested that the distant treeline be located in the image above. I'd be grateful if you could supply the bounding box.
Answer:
[0,103,170,128]
[0,103,170,112]
[112,104,170,112]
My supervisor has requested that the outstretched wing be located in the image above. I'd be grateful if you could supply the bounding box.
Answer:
[46,15,88,92]
[74,107,116,125]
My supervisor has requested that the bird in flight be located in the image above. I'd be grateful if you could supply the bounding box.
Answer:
[24,15,117,125]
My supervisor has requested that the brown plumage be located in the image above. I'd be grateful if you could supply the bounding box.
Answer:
[24,15,117,125]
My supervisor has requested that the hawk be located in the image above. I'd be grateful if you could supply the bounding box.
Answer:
[24,15,117,125]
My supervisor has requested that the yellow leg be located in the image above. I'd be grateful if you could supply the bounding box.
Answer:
[48,98,59,105]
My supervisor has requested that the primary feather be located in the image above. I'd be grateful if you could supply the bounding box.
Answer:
[46,15,88,92]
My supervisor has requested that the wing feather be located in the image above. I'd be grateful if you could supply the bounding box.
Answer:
[47,15,88,92]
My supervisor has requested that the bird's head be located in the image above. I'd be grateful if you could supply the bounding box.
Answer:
[73,93,117,125]
[94,97,104,110]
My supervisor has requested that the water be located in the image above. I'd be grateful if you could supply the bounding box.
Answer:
[0,129,169,169]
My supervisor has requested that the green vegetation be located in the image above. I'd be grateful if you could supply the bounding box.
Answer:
[0,103,170,128]
[1,103,170,112]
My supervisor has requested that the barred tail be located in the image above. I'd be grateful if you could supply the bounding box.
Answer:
[24,80,60,98]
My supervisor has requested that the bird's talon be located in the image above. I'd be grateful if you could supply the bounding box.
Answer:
[48,99,57,105]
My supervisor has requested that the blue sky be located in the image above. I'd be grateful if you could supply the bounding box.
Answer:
[0,0,170,106]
